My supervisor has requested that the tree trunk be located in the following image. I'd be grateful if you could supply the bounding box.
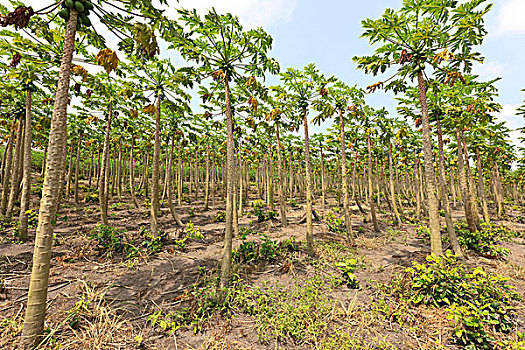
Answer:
[220,77,236,288]
[461,131,481,229]
[367,133,379,232]
[456,128,477,233]
[302,106,314,255]
[73,136,81,205]
[150,95,161,236]
[476,147,489,222]
[436,119,463,258]
[204,138,210,210]
[19,90,33,241]
[129,136,139,208]
[417,71,442,256]
[99,102,113,226]
[20,10,78,348]
[339,109,353,242]
[388,141,402,225]
[167,136,183,226]
[6,118,24,220]
[275,123,287,226]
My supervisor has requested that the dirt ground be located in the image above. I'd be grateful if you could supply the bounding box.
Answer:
[1,178,524,350]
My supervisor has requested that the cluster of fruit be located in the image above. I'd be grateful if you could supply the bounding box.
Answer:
[58,0,93,30]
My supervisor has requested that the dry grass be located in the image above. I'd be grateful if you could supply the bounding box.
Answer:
[41,279,142,350]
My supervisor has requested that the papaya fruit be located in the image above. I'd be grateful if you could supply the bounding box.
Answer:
[74,1,85,13]
[58,9,69,20]
[65,0,74,9]
[85,1,94,11]
[77,16,84,25]
[79,13,89,26]
[83,16,91,27]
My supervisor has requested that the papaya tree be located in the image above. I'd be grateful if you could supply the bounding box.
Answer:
[170,8,279,287]
[353,0,493,256]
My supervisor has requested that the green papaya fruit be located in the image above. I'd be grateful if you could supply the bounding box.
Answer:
[65,0,74,9]
[76,22,81,31]
[83,16,91,27]
[58,9,69,20]
[77,16,84,25]
[74,1,85,12]
[84,1,94,10]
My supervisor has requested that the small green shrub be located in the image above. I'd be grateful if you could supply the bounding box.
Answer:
[140,227,167,254]
[325,211,345,234]
[213,211,225,223]
[89,225,129,254]
[454,221,514,258]
[84,193,99,203]
[335,258,360,289]
[185,221,204,240]
[389,251,521,349]
[109,202,132,211]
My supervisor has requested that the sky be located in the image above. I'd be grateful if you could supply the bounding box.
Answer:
[172,0,525,148]
[13,0,525,149]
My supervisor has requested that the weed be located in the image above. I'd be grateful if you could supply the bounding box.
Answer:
[388,251,521,349]
[326,211,345,234]
[185,221,204,240]
[213,211,226,223]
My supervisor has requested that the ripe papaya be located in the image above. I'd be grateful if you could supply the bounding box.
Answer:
[74,1,85,12]
[65,0,74,9]
[58,9,69,20]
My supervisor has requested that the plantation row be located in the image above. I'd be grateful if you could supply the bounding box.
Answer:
[0,0,524,349]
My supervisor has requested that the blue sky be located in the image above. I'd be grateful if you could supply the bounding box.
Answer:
[169,0,525,146]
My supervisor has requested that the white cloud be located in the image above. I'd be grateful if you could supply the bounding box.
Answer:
[493,104,523,147]
[473,61,506,80]
[173,0,297,28]
[494,0,525,35]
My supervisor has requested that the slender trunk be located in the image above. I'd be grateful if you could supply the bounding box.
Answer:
[65,144,73,200]
[21,10,78,348]
[339,109,353,242]
[367,133,379,232]
[456,128,477,233]
[1,119,16,216]
[6,118,24,219]
[177,143,182,207]
[388,141,401,225]
[150,95,161,235]
[436,119,463,258]
[303,106,314,255]
[417,71,442,256]
[275,123,287,226]
[220,78,236,288]
[237,142,243,215]
[476,147,490,222]
[88,149,93,188]
[74,136,81,205]
[461,131,481,229]
[494,162,505,217]
[117,138,122,199]
[19,90,33,241]
[99,102,113,226]
[129,136,139,208]
[204,138,210,210]
[167,136,183,226]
